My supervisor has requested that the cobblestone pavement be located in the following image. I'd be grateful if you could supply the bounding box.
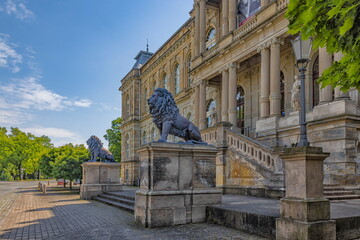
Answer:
[0,182,267,240]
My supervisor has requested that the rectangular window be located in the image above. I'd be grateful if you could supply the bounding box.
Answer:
[237,0,261,26]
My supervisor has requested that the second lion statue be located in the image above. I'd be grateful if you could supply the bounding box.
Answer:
[147,88,205,144]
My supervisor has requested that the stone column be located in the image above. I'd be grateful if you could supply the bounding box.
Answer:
[258,45,270,118]
[194,84,200,127]
[222,0,229,37]
[221,68,229,122]
[194,1,200,57]
[199,0,206,53]
[261,0,270,7]
[199,80,207,130]
[333,52,350,100]
[228,63,238,126]
[228,0,237,31]
[269,38,282,116]
[276,147,336,240]
[319,47,333,103]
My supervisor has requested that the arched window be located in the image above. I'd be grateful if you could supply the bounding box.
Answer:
[125,134,130,158]
[187,55,192,87]
[163,73,168,89]
[174,64,180,94]
[206,28,216,50]
[206,100,216,128]
[237,86,245,132]
[312,56,320,108]
[151,127,156,142]
[142,131,147,145]
[280,71,285,117]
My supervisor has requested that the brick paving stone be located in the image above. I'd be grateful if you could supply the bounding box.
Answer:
[0,183,268,240]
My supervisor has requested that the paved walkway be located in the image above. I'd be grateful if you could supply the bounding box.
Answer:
[0,182,266,240]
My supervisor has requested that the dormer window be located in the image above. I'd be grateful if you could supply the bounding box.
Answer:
[206,28,216,50]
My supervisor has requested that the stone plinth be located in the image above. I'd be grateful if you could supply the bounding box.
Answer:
[276,147,336,240]
[135,142,222,228]
[80,162,122,200]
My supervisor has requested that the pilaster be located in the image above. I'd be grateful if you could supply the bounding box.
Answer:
[228,0,237,31]
[221,67,229,122]
[228,62,238,126]
[319,47,333,103]
[199,79,207,130]
[258,43,270,118]
[199,0,206,53]
[269,38,283,116]
[222,0,229,37]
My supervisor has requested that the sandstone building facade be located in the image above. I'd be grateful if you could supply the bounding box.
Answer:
[119,0,360,196]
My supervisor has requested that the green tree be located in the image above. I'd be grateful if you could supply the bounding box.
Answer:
[286,0,360,90]
[51,144,89,189]
[0,127,53,180]
[104,117,122,162]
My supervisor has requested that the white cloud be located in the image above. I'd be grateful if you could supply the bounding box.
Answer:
[0,77,93,111]
[0,109,33,125]
[0,0,34,21]
[0,34,22,72]
[21,126,86,147]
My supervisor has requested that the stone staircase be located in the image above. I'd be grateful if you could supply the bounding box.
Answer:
[92,191,135,213]
[324,185,360,200]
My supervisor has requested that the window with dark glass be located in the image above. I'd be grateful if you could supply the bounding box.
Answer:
[236,86,245,132]
[280,71,285,117]
[312,56,319,108]
[236,0,261,26]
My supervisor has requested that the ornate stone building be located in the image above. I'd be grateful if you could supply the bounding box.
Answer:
[119,0,360,196]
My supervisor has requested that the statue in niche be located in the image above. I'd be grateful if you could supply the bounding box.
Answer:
[147,88,205,144]
[291,75,301,111]
[86,135,115,162]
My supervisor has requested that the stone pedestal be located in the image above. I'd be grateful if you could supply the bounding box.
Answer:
[276,147,336,240]
[80,162,122,200]
[135,142,222,228]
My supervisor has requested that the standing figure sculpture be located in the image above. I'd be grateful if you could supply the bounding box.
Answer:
[86,135,115,162]
[147,88,205,144]
[291,75,301,112]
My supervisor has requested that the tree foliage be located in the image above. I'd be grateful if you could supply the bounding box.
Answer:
[286,0,360,90]
[0,128,53,180]
[40,143,89,189]
[104,117,122,162]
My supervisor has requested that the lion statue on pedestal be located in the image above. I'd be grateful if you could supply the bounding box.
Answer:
[86,135,115,162]
[147,88,205,144]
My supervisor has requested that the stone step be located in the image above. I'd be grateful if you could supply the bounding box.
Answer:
[324,186,346,191]
[207,205,277,239]
[326,195,360,200]
[92,196,134,213]
[104,191,136,201]
[324,190,355,196]
[97,193,135,206]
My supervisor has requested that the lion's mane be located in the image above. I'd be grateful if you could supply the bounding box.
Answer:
[149,88,179,130]
[86,136,103,153]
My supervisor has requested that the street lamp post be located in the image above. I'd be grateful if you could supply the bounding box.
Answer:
[291,35,312,147]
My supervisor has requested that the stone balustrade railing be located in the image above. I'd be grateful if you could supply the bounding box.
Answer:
[233,16,258,41]
[277,0,289,11]
[201,126,218,145]
[225,129,283,173]
[203,44,220,60]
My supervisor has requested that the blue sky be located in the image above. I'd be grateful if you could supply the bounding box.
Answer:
[0,0,193,147]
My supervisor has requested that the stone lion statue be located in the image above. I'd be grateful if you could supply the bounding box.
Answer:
[147,88,204,144]
[86,135,115,162]
[291,75,301,111]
